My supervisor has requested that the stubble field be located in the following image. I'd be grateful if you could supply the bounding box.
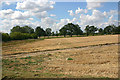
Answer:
[2,35,119,78]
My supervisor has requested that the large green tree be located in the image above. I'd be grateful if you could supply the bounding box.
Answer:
[73,24,83,36]
[85,25,90,36]
[104,25,116,34]
[85,25,98,36]
[11,25,34,34]
[59,26,67,37]
[35,26,45,38]
[60,23,83,37]
[89,26,98,36]
[21,26,34,34]
[98,28,104,35]
[114,25,120,34]
[45,28,52,38]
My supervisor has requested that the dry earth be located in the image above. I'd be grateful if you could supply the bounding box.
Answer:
[2,35,119,78]
[2,35,119,55]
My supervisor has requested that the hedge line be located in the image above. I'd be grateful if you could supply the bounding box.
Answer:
[2,32,37,42]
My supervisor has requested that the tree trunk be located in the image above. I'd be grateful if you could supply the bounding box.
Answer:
[64,35,66,37]
[70,34,72,37]
[87,33,88,36]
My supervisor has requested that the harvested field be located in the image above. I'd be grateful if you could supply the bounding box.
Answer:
[2,35,119,55]
[2,35,119,78]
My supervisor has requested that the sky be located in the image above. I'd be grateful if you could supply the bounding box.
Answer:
[0,0,119,33]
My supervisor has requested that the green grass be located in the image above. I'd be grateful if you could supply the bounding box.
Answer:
[47,53,52,56]
[2,54,75,78]
[20,56,31,59]
[67,58,73,60]
[36,67,44,70]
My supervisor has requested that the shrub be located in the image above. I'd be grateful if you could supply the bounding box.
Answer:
[2,33,11,42]
[67,58,73,60]
[23,33,32,39]
[31,33,38,39]
[10,32,25,40]
[10,32,38,40]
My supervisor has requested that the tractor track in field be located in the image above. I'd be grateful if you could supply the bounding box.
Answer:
[3,42,119,58]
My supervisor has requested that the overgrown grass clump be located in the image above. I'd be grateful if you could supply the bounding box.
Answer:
[67,58,73,60]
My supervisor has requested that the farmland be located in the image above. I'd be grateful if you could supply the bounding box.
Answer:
[2,35,119,78]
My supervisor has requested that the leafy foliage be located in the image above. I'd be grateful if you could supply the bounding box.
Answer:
[11,25,34,34]
[2,23,120,42]
[35,26,46,37]
[2,33,11,42]
[85,25,98,36]
[45,28,52,38]
[59,23,83,37]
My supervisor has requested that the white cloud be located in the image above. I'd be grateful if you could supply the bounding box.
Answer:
[15,0,55,19]
[86,0,102,9]
[68,7,88,17]
[11,11,31,20]
[32,11,48,19]
[16,0,55,12]
[0,0,55,33]
[50,14,56,17]
[75,7,87,14]
[0,9,31,20]
[74,9,118,30]
[87,2,101,9]
[29,18,34,20]
[68,10,74,16]
[0,9,14,19]
[0,0,118,33]
[5,1,11,5]
[79,9,106,26]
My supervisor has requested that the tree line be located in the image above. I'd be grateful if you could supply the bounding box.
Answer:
[1,23,120,42]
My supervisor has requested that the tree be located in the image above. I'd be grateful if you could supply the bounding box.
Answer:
[60,23,83,37]
[66,23,75,37]
[98,28,104,35]
[22,26,34,34]
[104,25,115,34]
[35,26,45,38]
[55,31,59,37]
[114,25,120,34]
[89,26,98,36]
[85,25,98,36]
[73,24,83,36]
[10,32,25,40]
[11,25,22,33]
[85,25,90,36]
[11,25,34,34]
[45,28,52,38]
[59,26,67,37]
[51,32,55,36]
[2,33,11,42]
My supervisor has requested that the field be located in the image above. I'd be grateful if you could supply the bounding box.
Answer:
[2,35,119,78]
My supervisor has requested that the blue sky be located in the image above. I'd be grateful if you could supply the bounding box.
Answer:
[49,2,118,20]
[0,0,118,33]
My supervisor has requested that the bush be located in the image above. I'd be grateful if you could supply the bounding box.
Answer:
[23,33,32,39]
[2,33,11,42]
[10,32,25,40]
[31,33,38,39]
[10,32,38,40]
[67,58,73,60]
